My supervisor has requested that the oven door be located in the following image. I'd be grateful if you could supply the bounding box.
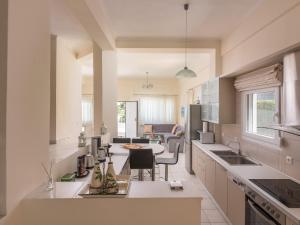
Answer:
[246,198,281,225]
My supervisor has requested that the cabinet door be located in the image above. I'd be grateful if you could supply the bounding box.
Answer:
[208,78,219,103]
[227,178,245,225]
[192,146,198,175]
[198,150,206,183]
[205,156,215,195]
[201,82,210,122]
[215,163,227,214]
[210,102,219,123]
[286,217,298,225]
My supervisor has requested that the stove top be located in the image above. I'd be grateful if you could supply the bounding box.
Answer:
[250,179,300,208]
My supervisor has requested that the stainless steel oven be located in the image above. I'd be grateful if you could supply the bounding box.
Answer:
[245,186,286,225]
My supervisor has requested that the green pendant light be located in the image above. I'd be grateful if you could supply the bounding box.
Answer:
[176,3,197,78]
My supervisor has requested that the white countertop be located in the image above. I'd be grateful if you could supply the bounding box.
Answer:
[26,152,202,201]
[26,180,202,200]
[128,181,203,199]
[192,140,300,224]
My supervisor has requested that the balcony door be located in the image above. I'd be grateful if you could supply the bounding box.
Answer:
[117,101,138,138]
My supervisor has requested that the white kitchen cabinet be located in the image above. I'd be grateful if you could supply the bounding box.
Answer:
[227,178,245,225]
[200,77,235,124]
[214,163,228,214]
[204,155,215,195]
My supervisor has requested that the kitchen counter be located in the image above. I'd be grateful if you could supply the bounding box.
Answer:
[13,149,202,225]
[192,140,300,224]
[19,180,202,225]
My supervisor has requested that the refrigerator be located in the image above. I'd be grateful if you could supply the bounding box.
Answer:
[184,104,202,174]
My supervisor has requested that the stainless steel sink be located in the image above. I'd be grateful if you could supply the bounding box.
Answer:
[219,156,257,165]
[210,150,259,165]
[211,150,239,156]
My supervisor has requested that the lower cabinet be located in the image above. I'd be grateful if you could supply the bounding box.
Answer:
[215,163,228,214]
[205,155,215,195]
[286,217,298,225]
[198,150,206,182]
[227,178,245,225]
[192,143,246,225]
[192,146,198,175]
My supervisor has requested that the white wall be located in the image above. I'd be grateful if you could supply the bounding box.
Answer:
[5,0,50,214]
[56,38,82,141]
[102,50,118,137]
[177,67,212,125]
[117,78,179,101]
[221,0,300,74]
[0,0,8,217]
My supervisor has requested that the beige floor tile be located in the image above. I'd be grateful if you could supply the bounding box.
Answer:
[201,210,209,222]
[204,209,226,223]
[202,199,217,210]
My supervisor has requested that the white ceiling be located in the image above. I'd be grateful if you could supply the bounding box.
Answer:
[117,49,211,78]
[101,0,263,39]
[50,0,92,54]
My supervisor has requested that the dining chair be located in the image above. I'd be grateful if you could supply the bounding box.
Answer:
[155,143,180,181]
[131,138,150,144]
[129,149,154,181]
[112,138,131,143]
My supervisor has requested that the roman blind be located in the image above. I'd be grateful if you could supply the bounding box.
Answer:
[234,64,283,92]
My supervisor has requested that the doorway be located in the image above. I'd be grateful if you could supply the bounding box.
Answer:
[117,101,138,138]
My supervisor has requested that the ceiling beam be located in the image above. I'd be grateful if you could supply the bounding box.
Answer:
[116,38,220,49]
[65,0,115,50]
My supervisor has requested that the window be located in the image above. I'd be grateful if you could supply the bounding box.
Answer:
[138,95,176,124]
[82,95,93,125]
[242,88,280,143]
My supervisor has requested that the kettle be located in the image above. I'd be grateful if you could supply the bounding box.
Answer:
[85,145,95,169]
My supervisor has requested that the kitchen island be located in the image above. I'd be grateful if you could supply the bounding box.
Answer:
[7,180,202,225]
[2,144,202,225]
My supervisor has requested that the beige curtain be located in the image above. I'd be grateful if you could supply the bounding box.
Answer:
[234,64,283,92]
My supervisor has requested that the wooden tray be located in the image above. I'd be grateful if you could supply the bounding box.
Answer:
[78,176,130,198]
[121,143,144,150]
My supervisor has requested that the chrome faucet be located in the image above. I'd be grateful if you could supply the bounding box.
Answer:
[226,139,241,155]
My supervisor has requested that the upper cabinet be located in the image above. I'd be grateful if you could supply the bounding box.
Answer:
[201,77,236,124]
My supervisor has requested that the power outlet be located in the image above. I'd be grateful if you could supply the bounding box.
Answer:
[286,156,293,165]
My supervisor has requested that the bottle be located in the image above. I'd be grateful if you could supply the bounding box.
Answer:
[90,162,103,190]
[104,157,119,194]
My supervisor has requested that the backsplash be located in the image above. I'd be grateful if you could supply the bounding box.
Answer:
[221,92,300,181]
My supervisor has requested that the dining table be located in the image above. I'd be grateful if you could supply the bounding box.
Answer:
[109,143,165,181]
[109,143,165,156]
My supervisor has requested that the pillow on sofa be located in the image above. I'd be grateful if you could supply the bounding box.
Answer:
[176,130,184,137]
[143,125,153,134]
[171,124,178,134]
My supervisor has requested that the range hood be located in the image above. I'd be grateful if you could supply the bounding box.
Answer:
[264,51,300,136]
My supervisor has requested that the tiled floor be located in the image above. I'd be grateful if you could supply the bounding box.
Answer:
[154,152,230,225]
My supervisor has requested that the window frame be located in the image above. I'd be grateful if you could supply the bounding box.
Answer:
[241,87,281,146]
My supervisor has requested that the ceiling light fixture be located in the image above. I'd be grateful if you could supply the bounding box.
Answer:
[142,72,154,89]
[176,3,197,78]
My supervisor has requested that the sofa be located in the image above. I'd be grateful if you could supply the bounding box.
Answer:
[143,124,185,153]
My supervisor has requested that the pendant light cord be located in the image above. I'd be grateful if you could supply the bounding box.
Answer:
[184,4,188,68]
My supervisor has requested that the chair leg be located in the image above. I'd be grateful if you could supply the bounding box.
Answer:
[138,169,144,181]
[152,166,155,181]
[165,164,168,181]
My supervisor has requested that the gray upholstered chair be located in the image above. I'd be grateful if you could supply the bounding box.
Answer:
[112,138,131,143]
[155,143,180,181]
[129,149,154,181]
[131,138,150,144]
